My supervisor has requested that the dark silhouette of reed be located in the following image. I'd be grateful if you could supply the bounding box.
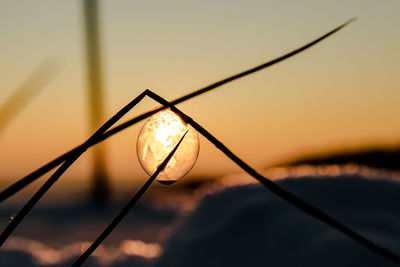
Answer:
[70,90,400,266]
[0,91,147,247]
[0,18,355,203]
[147,92,400,265]
[82,0,110,206]
[4,17,395,266]
[72,130,188,267]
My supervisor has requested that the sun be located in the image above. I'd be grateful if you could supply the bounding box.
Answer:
[136,109,200,184]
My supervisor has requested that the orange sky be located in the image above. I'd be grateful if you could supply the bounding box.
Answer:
[0,1,399,192]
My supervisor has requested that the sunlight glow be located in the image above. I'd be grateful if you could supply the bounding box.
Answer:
[137,109,200,184]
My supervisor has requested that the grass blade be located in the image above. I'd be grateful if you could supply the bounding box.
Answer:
[72,130,188,266]
[0,18,356,202]
[0,91,147,246]
[0,60,59,135]
[145,90,400,265]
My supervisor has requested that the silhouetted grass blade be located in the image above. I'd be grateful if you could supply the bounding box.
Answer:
[0,18,355,203]
[0,91,147,246]
[72,130,188,267]
[144,90,400,265]
[5,16,395,267]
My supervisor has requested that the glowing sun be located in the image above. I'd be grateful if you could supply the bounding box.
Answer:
[136,109,200,184]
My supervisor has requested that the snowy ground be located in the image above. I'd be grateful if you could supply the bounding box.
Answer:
[0,166,399,267]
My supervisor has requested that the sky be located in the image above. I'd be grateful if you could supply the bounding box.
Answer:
[0,0,399,192]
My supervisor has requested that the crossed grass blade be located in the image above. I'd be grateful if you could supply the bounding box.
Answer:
[0,92,147,246]
[0,18,355,203]
[3,17,392,266]
[71,90,399,266]
[147,91,400,265]
[72,130,188,267]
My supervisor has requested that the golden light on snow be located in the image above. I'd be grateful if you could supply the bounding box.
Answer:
[3,237,162,265]
[136,109,199,184]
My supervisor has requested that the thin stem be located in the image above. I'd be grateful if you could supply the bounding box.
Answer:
[0,59,60,135]
[144,90,400,265]
[72,130,188,267]
[0,91,148,246]
[1,83,398,264]
[0,18,355,203]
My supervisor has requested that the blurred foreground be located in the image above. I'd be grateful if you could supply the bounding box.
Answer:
[0,164,399,267]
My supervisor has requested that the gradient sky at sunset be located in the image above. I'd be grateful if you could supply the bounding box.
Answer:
[0,0,399,192]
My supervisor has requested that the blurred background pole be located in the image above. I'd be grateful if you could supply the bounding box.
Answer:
[82,0,110,206]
